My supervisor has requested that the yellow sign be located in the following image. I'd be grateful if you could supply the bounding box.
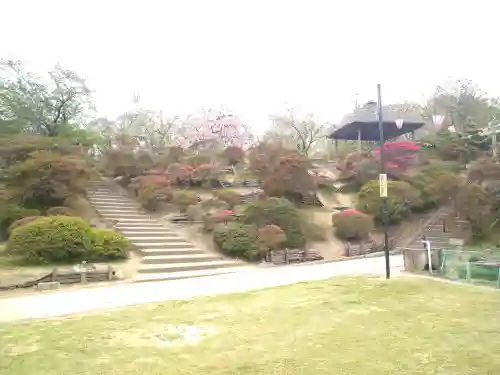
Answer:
[379,173,388,197]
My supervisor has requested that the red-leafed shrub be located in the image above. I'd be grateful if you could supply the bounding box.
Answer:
[213,189,241,209]
[203,210,236,232]
[192,163,216,183]
[224,146,245,165]
[332,210,374,241]
[173,190,200,212]
[168,163,194,185]
[375,141,420,170]
[257,224,287,251]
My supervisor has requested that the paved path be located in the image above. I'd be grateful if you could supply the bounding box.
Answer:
[0,255,404,323]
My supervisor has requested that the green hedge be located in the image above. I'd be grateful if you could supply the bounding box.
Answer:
[87,228,130,260]
[7,216,130,263]
[7,216,91,262]
[240,197,306,249]
[357,180,421,224]
[213,223,261,260]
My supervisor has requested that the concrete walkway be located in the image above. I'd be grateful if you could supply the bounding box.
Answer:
[0,255,404,323]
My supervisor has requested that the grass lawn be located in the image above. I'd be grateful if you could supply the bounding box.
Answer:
[1,277,500,374]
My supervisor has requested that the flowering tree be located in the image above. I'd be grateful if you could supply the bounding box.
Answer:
[179,109,253,148]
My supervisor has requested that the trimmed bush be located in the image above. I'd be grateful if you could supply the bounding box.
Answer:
[357,180,421,224]
[87,228,130,260]
[7,215,42,236]
[173,191,200,213]
[332,210,374,241]
[241,197,306,248]
[257,224,286,251]
[213,189,241,209]
[7,216,92,262]
[46,206,75,216]
[137,183,173,211]
[0,204,41,234]
[203,210,236,232]
[213,223,260,260]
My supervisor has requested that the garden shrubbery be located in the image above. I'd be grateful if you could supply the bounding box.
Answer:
[0,204,41,236]
[6,216,130,263]
[241,197,307,248]
[173,190,200,213]
[87,228,130,260]
[212,189,241,209]
[203,210,236,232]
[46,206,75,216]
[332,209,374,241]
[137,182,173,211]
[357,180,421,224]
[213,222,260,260]
[7,215,42,236]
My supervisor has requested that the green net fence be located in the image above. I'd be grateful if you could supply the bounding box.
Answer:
[440,248,500,288]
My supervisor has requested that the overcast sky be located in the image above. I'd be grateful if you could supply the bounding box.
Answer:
[2,0,499,133]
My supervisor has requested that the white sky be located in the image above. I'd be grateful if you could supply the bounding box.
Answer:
[2,0,499,133]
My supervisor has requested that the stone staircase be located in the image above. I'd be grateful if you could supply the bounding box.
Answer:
[87,180,250,282]
[402,207,470,251]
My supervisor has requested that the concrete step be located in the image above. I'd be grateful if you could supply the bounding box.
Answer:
[120,229,178,236]
[140,248,206,256]
[137,260,242,274]
[110,218,158,223]
[134,267,253,283]
[115,224,165,229]
[89,197,133,203]
[133,242,196,249]
[142,254,221,264]
[98,208,144,213]
[128,236,187,244]
[100,213,149,219]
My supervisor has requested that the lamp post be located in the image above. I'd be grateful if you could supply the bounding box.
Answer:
[376,84,391,280]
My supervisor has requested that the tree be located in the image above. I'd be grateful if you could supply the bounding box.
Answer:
[179,109,253,148]
[424,79,500,133]
[269,109,328,156]
[430,173,463,214]
[0,60,94,137]
[6,150,94,209]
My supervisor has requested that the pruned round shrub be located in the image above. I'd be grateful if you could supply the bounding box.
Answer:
[332,210,374,241]
[213,189,241,209]
[7,215,43,236]
[7,216,92,262]
[87,228,130,260]
[203,210,236,232]
[357,180,421,224]
[213,223,260,260]
[0,204,41,233]
[200,198,229,212]
[257,224,286,250]
[241,197,306,248]
[186,204,204,223]
[173,190,200,213]
[46,206,75,216]
[137,183,173,211]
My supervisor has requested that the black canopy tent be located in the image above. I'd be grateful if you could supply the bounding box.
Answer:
[329,101,425,143]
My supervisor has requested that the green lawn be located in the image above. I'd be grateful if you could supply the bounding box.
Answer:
[1,277,500,374]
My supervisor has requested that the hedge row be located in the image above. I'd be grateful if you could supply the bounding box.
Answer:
[6,216,130,263]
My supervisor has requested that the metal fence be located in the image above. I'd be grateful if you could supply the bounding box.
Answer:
[439,248,500,288]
